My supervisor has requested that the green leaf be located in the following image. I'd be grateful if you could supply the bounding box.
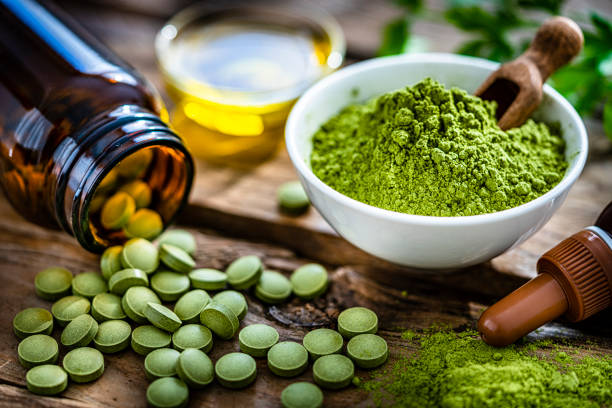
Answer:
[604,98,612,140]
[394,0,424,12]
[591,12,612,40]
[517,0,564,14]
[378,17,410,56]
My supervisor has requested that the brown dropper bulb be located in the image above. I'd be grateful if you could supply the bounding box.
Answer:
[479,202,612,347]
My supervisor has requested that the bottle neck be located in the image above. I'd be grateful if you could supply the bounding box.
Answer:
[52,105,193,252]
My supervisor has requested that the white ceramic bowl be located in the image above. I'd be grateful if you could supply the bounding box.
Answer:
[285,53,588,270]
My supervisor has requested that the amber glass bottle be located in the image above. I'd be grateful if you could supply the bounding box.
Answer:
[0,0,194,252]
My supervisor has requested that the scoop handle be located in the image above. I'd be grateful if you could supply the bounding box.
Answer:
[523,16,583,81]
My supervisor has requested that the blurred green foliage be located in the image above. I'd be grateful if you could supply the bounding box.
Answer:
[378,0,612,140]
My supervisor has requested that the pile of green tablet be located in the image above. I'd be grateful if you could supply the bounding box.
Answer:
[13,228,388,407]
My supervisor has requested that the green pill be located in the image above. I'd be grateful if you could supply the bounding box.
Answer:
[100,246,123,280]
[123,208,164,240]
[17,334,59,369]
[214,352,257,389]
[51,295,91,327]
[172,324,213,353]
[337,307,378,339]
[131,325,172,355]
[116,148,152,178]
[151,270,190,301]
[93,320,132,353]
[226,255,263,290]
[146,377,189,408]
[290,264,328,300]
[281,382,324,408]
[303,328,343,360]
[119,180,152,209]
[189,268,227,290]
[174,289,210,324]
[26,364,68,396]
[255,270,292,304]
[13,308,53,340]
[71,271,108,299]
[96,168,118,194]
[212,290,248,320]
[267,341,309,378]
[89,192,107,214]
[346,333,389,369]
[122,286,161,324]
[312,354,354,390]
[62,347,105,383]
[200,302,239,340]
[108,268,149,295]
[278,181,310,214]
[101,192,135,230]
[34,267,72,301]
[176,348,214,389]
[91,293,126,322]
[121,238,159,274]
[60,314,99,349]
[144,348,180,381]
[157,229,196,255]
[159,244,195,273]
[144,302,182,333]
[238,324,279,358]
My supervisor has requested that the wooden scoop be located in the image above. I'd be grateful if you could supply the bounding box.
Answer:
[475,17,583,130]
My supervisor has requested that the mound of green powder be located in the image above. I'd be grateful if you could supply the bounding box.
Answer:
[310,78,568,216]
[361,330,612,407]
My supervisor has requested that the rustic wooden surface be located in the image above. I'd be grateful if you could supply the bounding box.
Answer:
[1,0,612,407]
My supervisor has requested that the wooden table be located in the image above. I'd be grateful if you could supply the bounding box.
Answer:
[1,1,611,407]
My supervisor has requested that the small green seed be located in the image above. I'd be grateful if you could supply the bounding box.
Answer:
[123,209,164,240]
[157,229,196,255]
[108,268,149,295]
[255,270,292,304]
[226,255,263,290]
[212,290,248,320]
[131,325,172,356]
[337,307,378,339]
[214,352,257,389]
[290,264,328,300]
[60,314,99,349]
[176,348,214,389]
[174,289,210,324]
[189,268,227,290]
[312,354,354,390]
[71,272,108,299]
[172,324,213,353]
[26,365,68,396]
[146,377,189,408]
[150,270,190,302]
[120,238,159,274]
[17,334,59,369]
[267,341,309,378]
[34,267,72,301]
[91,293,126,322]
[13,308,53,340]
[122,286,161,324]
[119,180,152,209]
[144,302,182,333]
[281,382,324,408]
[159,244,195,273]
[62,347,105,383]
[238,324,279,358]
[100,246,123,280]
[144,348,180,381]
[278,181,310,214]
[199,302,239,340]
[302,329,343,360]
[346,334,388,369]
[51,295,91,327]
[93,320,132,354]
[101,192,135,230]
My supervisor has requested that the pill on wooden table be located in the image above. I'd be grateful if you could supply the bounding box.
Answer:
[62,347,104,383]
[176,348,214,389]
[277,181,310,215]
[144,348,180,381]
[91,293,126,322]
[100,245,124,280]
[189,268,227,290]
[174,289,211,324]
[93,320,132,354]
[302,328,343,360]
[255,270,292,304]
[120,238,159,274]
[34,267,72,301]
[337,307,378,339]
[123,209,164,240]
[26,365,68,396]
[267,341,309,378]
[144,302,182,333]
[146,377,189,408]
[18,334,59,369]
[199,302,239,340]
[225,255,263,290]
[157,229,196,255]
[214,352,257,389]
[108,268,149,295]
[159,244,195,273]
[51,295,91,327]
[281,382,324,408]
[13,308,53,340]
[122,286,161,324]
[172,324,213,353]
[290,264,328,300]
[71,272,108,299]
[131,325,172,355]
[212,290,248,320]
[60,314,98,349]
[150,270,190,301]
[312,354,354,390]
[346,333,389,369]
[238,324,279,358]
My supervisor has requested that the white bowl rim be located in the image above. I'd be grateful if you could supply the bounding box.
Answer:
[285,53,588,227]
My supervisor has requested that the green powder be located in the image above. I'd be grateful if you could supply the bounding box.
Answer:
[311,78,568,216]
[361,329,612,407]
